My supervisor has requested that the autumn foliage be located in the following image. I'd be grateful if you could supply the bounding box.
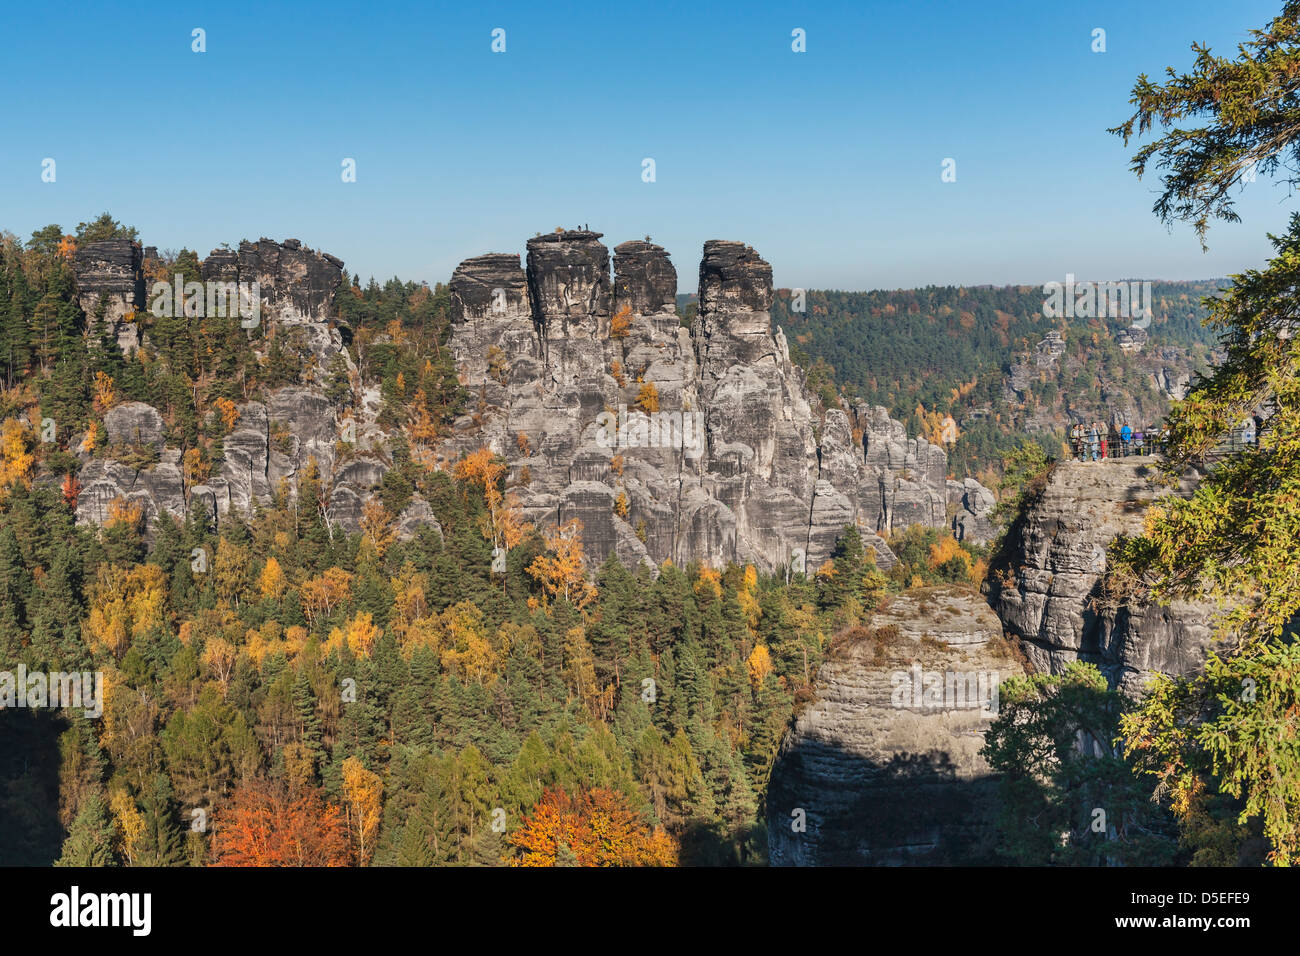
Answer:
[509,788,677,867]
[211,778,352,867]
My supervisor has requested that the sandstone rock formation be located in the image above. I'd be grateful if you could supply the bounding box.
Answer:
[767,586,1025,865]
[69,239,434,542]
[70,228,992,570]
[72,239,144,353]
[443,230,995,573]
[987,458,1217,695]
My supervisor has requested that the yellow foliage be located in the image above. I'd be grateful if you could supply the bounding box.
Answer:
[360,499,396,557]
[259,556,288,601]
[326,611,382,658]
[610,304,632,339]
[0,418,36,496]
[694,566,722,600]
[636,381,660,413]
[92,371,116,413]
[109,789,145,865]
[213,396,240,434]
[747,644,774,690]
[342,756,384,865]
[928,536,974,579]
[438,601,500,683]
[527,518,595,609]
[85,563,168,659]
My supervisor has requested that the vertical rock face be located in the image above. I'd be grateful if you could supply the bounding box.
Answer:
[232,239,348,378]
[767,587,1025,865]
[987,459,1216,695]
[613,240,677,315]
[235,238,344,326]
[72,239,144,352]
[443,229,996,574]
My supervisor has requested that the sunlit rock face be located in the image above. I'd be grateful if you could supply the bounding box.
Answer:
[987,458,1216,695]
[444,230,996,574]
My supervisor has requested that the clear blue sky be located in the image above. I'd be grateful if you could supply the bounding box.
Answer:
[0,0,1290,292]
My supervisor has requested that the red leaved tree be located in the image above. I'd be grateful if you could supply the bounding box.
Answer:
[211,778,352,867]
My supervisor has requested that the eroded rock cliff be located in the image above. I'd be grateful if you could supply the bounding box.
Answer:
[767,586,1025,865]
[69,229,994,571]
[987,458,1217,695]
[442,229,995,573]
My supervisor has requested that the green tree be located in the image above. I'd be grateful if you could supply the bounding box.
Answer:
[56,791,118,867]
[1108,2,1300,864]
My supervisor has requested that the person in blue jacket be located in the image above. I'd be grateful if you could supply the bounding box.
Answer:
[1120,422,1132,456]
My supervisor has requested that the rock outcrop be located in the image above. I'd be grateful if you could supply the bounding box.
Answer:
[70,228,992,569]
[767,586,1025,865]
[443,229,995,573]
[69,239,435,541]
[987,458,1217,695]
[72,239,144,352]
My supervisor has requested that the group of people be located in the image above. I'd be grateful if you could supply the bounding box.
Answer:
[1069,421,1165,461]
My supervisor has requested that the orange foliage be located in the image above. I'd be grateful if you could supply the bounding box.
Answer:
[211,778,352,867]
[455,447,529,551]
[61,473,81,508]
[610,304,632,339]
[106,496,143,531]
[509,788,676,867]
[92,371,116,413]
[636,381,660,414]
[213,397,240,434]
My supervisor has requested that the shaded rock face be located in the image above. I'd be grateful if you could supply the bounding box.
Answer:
[232,237,344,327]
[987,459,1216,695]
[767,587,1025,865]
[443,230,995,573]
[72,239,144,352]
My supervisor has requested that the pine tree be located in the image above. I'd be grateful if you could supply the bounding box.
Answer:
[56,791,118,867]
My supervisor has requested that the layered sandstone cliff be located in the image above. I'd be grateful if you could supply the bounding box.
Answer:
[767,587,1025,865]
[443,229,994,573]
[987,458,1217,696]
[68,230,994,571]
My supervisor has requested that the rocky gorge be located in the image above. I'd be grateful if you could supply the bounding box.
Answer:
[767,456,1218,864]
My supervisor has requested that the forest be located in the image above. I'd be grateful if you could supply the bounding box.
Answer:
[0,216,994,867]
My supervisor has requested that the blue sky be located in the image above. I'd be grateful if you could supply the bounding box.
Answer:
[0,0,1291,292]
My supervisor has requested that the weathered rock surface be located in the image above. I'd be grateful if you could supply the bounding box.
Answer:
[443,230,995,574]
[767,587,1025,865]
[987,459,1217,695]
[71,240,436,541]
[72,239,144,352]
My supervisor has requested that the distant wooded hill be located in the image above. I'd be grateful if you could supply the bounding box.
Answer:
[680,280,1222,477]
